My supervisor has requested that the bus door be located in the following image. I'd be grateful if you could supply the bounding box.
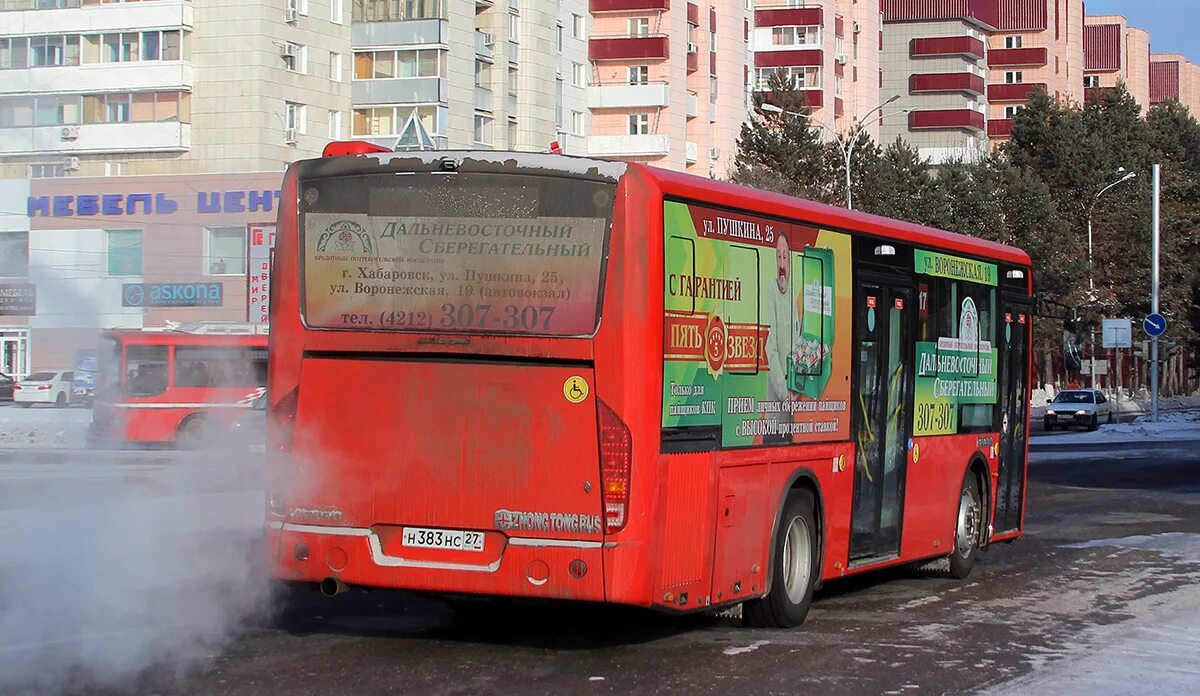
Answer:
[850,278,913,562]
[994,299,1031,534]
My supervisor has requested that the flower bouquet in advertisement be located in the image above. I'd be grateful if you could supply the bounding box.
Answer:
[786,248,835,399]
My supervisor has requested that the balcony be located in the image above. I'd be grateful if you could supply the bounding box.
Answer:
[988,118,1013,138]
[352,77,445,106]
[754,49,822,68]
[988,47,1048,67]
[588,133,670,157]
[10,0,193,35]
[589,0,669,12]
[353,19,447,48]
[760,88,823,109]
[0,61,194,96]
[588,82,670,109]
[0,121,190,156]
[987,82,1047,102]
[910,36,986,60]
[686,91,698,117]
[589,35,669,61]
[1085,86,1119,103]
[753,7,821,28]
[908,109,985,132]
[687,50,699,73]
[910,72,985,96]
[685,140,698,163]
[476,31,495,60]
[475,86,492,112]
[687,2,698,24]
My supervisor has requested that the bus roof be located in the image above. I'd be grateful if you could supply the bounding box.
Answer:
[307,146,1031,268]
[635,164,1032,268]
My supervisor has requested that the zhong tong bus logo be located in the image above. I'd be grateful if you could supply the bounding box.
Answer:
[705,313,728,378]
[316,219,374,254]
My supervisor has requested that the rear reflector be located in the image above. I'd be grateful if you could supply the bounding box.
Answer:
[597,399,632,533]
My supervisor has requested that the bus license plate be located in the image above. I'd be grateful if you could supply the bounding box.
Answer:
[401,527,485,553]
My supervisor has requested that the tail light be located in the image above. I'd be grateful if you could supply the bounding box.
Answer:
[322,140,391,157]
[597,399,632,534]
[38,385,50,391]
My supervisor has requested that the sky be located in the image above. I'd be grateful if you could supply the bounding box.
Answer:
[1083,0,1198,60]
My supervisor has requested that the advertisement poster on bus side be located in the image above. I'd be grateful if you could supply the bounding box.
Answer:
[661,200,852,448]
[912,250,999,436]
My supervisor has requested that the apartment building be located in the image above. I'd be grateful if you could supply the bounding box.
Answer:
[1083,15,1149,109]
[984,0,1084,142]
[880,0,993,164]
[0,0,352,178]
[1150,53,1200,115]
[751,0,882,142]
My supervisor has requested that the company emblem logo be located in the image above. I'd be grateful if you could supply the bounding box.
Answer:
[316,220,373,254]
[705,314,728,378]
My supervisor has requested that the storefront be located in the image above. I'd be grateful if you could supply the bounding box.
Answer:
[0,172,282,374]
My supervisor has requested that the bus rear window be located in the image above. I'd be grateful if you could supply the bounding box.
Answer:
[300,171,615,337]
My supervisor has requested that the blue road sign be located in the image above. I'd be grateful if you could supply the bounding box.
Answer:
[1143,313,1167,337]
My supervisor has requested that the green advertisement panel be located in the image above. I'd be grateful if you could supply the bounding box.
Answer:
[661,201,852,448]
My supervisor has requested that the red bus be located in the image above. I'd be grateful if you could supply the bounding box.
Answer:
[266,145,1033,627]
[90,322,269,447]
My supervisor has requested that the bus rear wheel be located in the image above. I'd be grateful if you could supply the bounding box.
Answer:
[176,415,210,450]
[948,473,983,579]
[743,489,817,629]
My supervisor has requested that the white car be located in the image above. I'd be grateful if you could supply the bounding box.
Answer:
[14,370,74,408]
[1044,388,1114,431]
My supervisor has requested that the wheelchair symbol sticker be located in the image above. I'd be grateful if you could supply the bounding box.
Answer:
[563,376,589,404]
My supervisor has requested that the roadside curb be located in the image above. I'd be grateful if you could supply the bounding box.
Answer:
[1029,438,1200,452]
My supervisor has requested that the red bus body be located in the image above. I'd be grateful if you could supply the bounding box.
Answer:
[91,324,269,445]
[267,149,1033,617]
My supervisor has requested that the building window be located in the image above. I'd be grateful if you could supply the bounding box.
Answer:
[328,109,342,138]
[107,229,142,276]
[754,66,820,91]
[1004,105,1023,119]
[329,51,343,81]
[572,62,587,87]
[573,14,584,39]
[770,26,819,47]
[353,49,445,80]
[283,43,306,73]
[205,226,247,276]
[629,18,650,37]
[509,11,520,44]
[557,23,564,52]
[710,28,717,50]
[628,113,649,135]
[1084,75,1100,88]
[0,231,28,278]
[105,162,127,176]
[29,163,66,178]
[571,110,584,136]
[555,77,563,128]
[330,0,343,23]
[474,114,493,145]
[352,0,444,22]
[1,91,191,127]
[105,93,130,122]
[285,101,306,137]
[628,65,648,84]
[1004,35,1022,49]
[835,73,843,97]
[1005,71,1023,84]
[353,104,440,136]
[710,75,718,100]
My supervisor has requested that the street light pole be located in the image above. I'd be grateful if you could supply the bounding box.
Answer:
[761,95,903,210]
[1083,168,1137,388]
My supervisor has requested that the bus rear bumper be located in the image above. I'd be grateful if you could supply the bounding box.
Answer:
[268,522,611,603]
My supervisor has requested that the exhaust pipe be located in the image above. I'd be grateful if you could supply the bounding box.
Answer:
[319,577,348,597]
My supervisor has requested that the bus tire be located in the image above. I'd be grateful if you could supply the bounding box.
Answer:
[176,415,209,450]
[948,471,983,580]
[742,489,817,629]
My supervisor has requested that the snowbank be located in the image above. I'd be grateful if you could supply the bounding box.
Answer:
[1031,390,1200,419]
[0,404,91,448]
[1033,409,1200,445]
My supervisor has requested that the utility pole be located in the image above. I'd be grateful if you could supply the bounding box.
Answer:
[1151,164,1161,422]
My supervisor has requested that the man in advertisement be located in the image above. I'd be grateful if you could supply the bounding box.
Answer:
[761,232,800,444]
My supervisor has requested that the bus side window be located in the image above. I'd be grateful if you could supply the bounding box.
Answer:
[126,345,168,396]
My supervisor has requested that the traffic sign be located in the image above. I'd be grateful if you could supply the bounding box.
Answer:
[1102,318,1132,349]
[1143,313,1167,337]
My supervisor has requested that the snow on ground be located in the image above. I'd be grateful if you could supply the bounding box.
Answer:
[1033,410,1200,446]
[0,404,91,448]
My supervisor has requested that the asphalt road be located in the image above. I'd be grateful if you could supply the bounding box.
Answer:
[2,440,1199,696]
